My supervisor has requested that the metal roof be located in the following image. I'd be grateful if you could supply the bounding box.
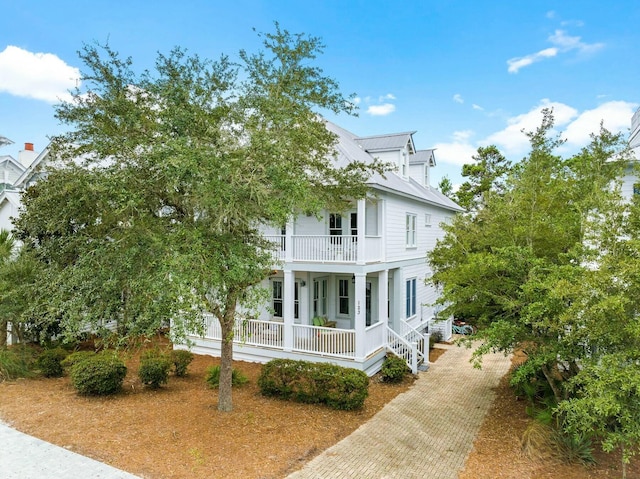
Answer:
[409,149,436,166]
[354,132,416,153]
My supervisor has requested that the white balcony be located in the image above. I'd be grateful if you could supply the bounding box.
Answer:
[264,234,382,263]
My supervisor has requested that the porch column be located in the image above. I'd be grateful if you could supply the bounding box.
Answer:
[378,269,389,329]
[354,272,366,361]
[283,269,294,351]
[357,198,366,265]
[284,217,294,263]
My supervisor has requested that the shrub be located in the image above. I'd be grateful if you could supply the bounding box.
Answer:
[0,346,35,382]
[70,353,127,395]
[380,354,409,383]
[258,359,369,410]
[206,365,248,388]
[138,351,171,388]
[170,349,194,377]
[429,331,443,349]
[61,351,97,370]
[35,347,68,378]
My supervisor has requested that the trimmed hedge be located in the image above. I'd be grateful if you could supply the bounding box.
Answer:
[35,347,68,378]
[258,359,369,410]
[70,353,127,395]
[138,351,171,388]
[170,350,194,377]
[380,354,409,383]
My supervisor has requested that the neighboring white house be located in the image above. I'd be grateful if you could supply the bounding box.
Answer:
[0,142,47,233]
[182,120,463,374]
[620,107,640,201]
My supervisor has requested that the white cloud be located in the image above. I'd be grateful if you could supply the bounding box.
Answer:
[453,93,464,104]
[562,101,639,147]
[352,96,362,105]
[484,99,578,156]
[507,47,558,73]
[548,29,603,55]
[437,100,638,169]
[367,103,396,116]
[0,46,80,103]
[546,10,556,19]
[472,104,484,111]
[507,28,603,74]
[379,93,395,101]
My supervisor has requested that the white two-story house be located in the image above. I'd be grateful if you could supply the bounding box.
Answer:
[183,120,463,374]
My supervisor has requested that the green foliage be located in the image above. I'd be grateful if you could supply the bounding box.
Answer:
[551,429,595,465]
[13,25,387,411]
[0,346,35,381]
[61,351,97,370]
[205,365,248,388]
[429,331,443,350]
[138,350,171,388]
[170,349,194,377]
[437,176,453,197]
[35,347,68,378]
[258,359,369,410]
[454,145,511,211]
[380,354,409,383]
[70,353,127,395]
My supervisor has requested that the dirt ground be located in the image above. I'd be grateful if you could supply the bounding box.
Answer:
[1,343,637,479]
[460,354,640,479]
[0,345,444,479]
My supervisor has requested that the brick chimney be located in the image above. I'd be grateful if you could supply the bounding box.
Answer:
[24,142,34,151]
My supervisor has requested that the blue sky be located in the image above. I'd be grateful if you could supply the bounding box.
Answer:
[1,0,638,186]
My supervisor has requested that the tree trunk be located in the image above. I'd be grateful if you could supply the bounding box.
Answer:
[218,315,234,412]
[0,318,7,347]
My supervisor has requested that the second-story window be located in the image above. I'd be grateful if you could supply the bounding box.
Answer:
[406,278,417,318]
[329,213,342,244]
[406,213,417,247]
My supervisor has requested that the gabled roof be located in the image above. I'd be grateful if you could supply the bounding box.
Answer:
[0,155,27,174]
[14,145,50,188]
[0,190,21,209]
[326,121,462,212]
[409,149,436,167]
[354,131,416,154]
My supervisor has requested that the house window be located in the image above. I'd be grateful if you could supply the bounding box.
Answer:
[406,214,417,247]
[406,278,417,318]
[294,282,300,320]
[313,278,328,317]
[272,280,283,317]
[424,165,429,187]
[350,212,357,237]
[338,278,349,315]
[329,213,342,244]
[424,213,432,227]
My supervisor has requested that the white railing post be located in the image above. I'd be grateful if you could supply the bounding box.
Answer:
[285,219,293,263]
[357,199,365,265]
[283,270,294,351]
[411,341,418,374]
[354,272,366,360]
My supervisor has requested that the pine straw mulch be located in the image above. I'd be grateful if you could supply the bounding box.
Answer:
[460,351,640,479]
[0,344,445,479]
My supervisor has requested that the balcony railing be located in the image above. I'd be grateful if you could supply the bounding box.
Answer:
[264,234,382,263]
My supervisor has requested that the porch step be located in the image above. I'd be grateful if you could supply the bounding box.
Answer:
[417,362,429,372]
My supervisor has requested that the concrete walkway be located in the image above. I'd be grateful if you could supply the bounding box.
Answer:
[287,342,513,479]
[0,420,140,479]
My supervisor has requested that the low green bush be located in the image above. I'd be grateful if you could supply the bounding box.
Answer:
[380,354,409,383]
[170,349,194,377]
[258,359,369,410]
[428,330,443,349]
[0,346,35,382]
[61,351,96,370]
[35,347,68,378]
[138,351,171,388]
[70,353,127,395]
[206,365,248,388]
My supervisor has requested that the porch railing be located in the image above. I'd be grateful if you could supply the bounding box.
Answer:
[365,321,385,356]
[387,327,420,374]
[202,314,284,349]
[263,234,382,263]
[292,324,356,359]
[396,318,428,364]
